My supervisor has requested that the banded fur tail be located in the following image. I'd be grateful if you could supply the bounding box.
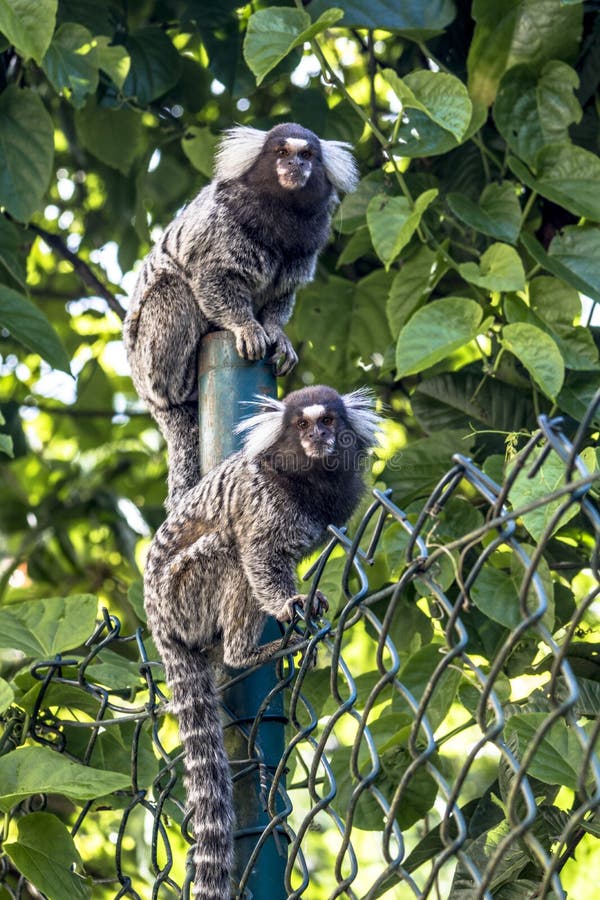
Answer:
[164,639,234,899]
[150,404,200,512]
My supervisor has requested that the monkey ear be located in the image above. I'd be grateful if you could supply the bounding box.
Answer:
[235,395,286,458]
[320,140,360,194]
[214,126,268,182]
[341,388,382,445]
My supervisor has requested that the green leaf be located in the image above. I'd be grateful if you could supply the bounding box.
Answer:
[0,594,97,657]
[383,69,472,142]
[548,226,600,300]
[396,296,484,377]
[458,242,525,291]
[505,713,589,790]
[386,245,446,336]
[392,100,487,158]
[494,62,582,166]
[122,26,182,104]
[447,182,521,244]
[0,86,54,222]
[501,322,565,399]
[411,372,535,434]
[335,171,389,234]
[75,99,143,175]
[470,549,555,631]
[4,813,89,900]
[508,446,597,542]
[307,0,456,37]
[0,746,130,812]
[509,144,600,222]
[244,7,343,86]
[42,23,99,109]
[392,642,463,731]
[293,270,392,385]
[181,126,218,177]
[0,285,71,373]
[0,0,57,64]
[0,433,13,458]
[90,36,130,89]
[384,430,474,505]
[467,0,582,105]
[520,231,600,304]
[0,676,14,714]
[367,189,438,269]
[0,216,28,288]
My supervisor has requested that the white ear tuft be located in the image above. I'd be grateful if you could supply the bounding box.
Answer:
[341,387,382,445]
[235,394,286,458]
[321,140,359,193]
[214,126,267,182]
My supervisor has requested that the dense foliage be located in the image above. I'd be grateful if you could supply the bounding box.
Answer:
[0,0,599,896]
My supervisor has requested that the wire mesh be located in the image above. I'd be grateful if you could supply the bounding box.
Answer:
[2,398,600,899]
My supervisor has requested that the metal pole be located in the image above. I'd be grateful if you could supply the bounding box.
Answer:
[198,331,287,900]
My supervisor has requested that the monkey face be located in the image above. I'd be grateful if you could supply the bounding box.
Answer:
[293,403,342,459]
[274,138,315,191]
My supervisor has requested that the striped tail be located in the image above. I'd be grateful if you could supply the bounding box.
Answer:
[150,404,201,512]
[165,641,234,899]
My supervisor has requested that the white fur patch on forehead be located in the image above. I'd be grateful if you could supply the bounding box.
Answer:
[283,138,309,152]
[214,125,267,182]
[301,404,326,420]
[321,140,359,193]
[235,394,285,458]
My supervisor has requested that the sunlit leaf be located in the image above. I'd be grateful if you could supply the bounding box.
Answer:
[75,99,144,174]
[367,189,438,269]
[0,285,71,373]
[4,813,89,900]
[122,26,182,104]
[0,594,97,657]
[42,23,99,109]
[505,714,589,790]
[396,296,484,377]
[501,322,564,399]
[520,231,600,303]
[0,746,130,812]
[244,7,343,85]
[181,126,218,177]
[383,69,472,142]
[0,0,57,64]
[459,242,525,291]
[386,245,446,335]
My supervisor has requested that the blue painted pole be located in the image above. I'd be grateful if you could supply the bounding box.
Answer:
[198,331,287,900]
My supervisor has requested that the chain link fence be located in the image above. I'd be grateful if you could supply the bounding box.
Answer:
[1,399,600,899]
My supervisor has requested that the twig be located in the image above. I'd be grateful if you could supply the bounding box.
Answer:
[28,222,126,321]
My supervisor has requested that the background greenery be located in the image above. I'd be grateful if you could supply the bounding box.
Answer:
[1,0,599,896]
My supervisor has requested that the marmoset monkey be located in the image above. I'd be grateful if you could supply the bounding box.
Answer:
[143,384,381,899]
[124,124,359,509]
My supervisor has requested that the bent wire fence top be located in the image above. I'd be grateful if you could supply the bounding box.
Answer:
[2,400,600,899]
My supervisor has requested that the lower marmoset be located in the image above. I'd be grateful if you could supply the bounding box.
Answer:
[143,384,380,898]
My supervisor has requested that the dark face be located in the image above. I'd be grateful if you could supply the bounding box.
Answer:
[283,387,350,462]
[246,123,329,200]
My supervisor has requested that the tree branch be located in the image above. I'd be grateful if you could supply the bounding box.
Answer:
[28,222,127,321]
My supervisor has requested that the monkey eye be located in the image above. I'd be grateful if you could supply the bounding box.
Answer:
[322,415,335,427]
[299,149,312,160]
[277,147,289,157]
[297,418,309,430]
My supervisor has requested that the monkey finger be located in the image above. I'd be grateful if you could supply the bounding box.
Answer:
[312,589,329,617]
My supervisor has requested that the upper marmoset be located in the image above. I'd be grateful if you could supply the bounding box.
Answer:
[123,123,358,509]
[143,384,381,899]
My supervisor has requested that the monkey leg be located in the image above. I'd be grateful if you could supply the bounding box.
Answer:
[127,273,205,506]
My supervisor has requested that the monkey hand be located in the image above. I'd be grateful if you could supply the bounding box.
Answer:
[232,321,269,361]
[265,329,299,376]
[276,590,329,622]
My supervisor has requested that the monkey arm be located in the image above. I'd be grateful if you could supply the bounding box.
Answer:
[196,269,269,362]
[259,293,299,375]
